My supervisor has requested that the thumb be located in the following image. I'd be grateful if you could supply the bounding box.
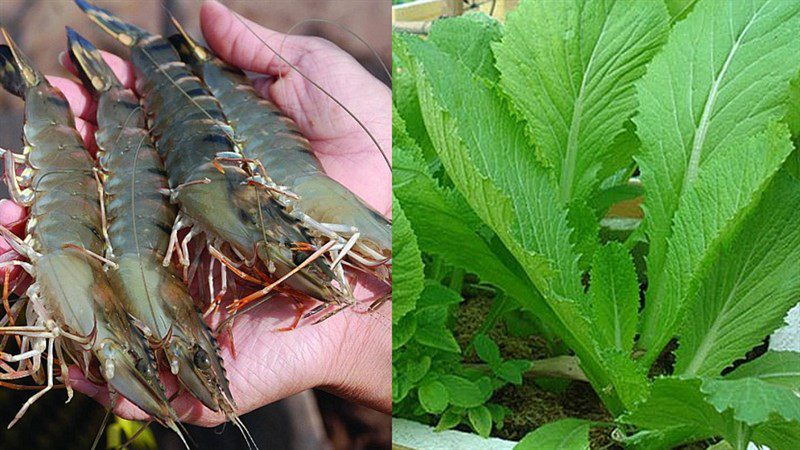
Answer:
[200,0,317,76]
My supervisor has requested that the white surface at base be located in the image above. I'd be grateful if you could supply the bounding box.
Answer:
[770,303,800,352]
[392,418,517,450]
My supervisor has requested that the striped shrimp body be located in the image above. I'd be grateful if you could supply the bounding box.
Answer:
[0,31,179,431]
[76,0,350,313]
[66,29,245,429]
[168,25,392,285]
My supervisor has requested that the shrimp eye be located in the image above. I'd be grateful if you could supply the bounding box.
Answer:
[193,349,211,370]
[293,251,310,266]
[136,359,154,377]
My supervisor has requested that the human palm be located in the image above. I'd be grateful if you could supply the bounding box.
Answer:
[0,0,391,425]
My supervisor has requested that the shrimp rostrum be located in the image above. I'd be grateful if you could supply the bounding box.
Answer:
[75,0,353,319]
[0,29,182,434]
[65,29,251,438]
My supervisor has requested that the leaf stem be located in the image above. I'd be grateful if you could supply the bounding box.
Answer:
[732,422,752,450]
[449,268,465,293]
[466,355,588,382]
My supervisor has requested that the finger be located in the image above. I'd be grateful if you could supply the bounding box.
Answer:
[67,367,152,421]
[0,199,26,232]
[69,365,223,426]
[75,117,99,157]
[46,75,96,123]
[59,50,136,90]
[200,0,319,77]
[44,76,101,156]
[251,76,274,96]
[0,199,28,291]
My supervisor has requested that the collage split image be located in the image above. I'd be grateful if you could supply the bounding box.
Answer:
[0,0,798,449]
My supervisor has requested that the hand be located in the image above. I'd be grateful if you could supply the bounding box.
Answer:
[0,0,391,426]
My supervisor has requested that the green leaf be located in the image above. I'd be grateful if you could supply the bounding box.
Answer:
[404,33,584,307]
[393,364,414,403]
[495,0,668,207]
[635,0,800,360]
[474,376,494,401]
[656,125,794,372]
[406,356,431,384]
[392,194,424,323]
[416,280,462,310]
[393,35,435,161]
[752,419,800,450]
[665,0,699,23]
[418,380,448,414]
[786,72,800,180]
[435,408,464,431]
[393,101,539,308]
[428,13,503,81]
[440,375,486,408]
[473,334,501,365]
[617,426,713,450]
[701,377,800,425]
[724,351,800,389]
[414,306,461,353]
[392,314,416,350]
[515,418,592,450]
[486,403,509,428]
[566,200,600,269]
[621,377,725,434]
[784,71,800,139]
[403,27,624,414]
[589,242,639,352]
[468,405,493,438]
[495,360,532,385]
[596,349,650,409]
[675,171,800,376]
[623,373,800,448]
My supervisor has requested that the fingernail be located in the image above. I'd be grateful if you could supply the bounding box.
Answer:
[58,51,67,68]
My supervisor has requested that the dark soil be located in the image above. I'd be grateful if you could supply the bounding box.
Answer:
[454,291,550,363]
[453,294,616,448]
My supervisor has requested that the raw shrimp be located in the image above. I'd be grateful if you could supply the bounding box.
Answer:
[168,22,391,292]
[65,29,257,444]
[0,29,181,438]
[75,0,351,321]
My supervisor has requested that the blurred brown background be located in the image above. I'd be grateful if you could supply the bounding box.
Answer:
[0,1,390,449]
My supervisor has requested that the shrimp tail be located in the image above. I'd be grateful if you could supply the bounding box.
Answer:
[66,27,122,95]
[0,28,42,98]
[167,15,209,64]
[74,0,149,47]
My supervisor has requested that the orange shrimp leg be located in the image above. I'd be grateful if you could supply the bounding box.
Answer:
[228,240,336,313]
[276,297,314,332]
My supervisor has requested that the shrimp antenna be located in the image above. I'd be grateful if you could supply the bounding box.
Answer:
[160,1,390,172]
[114,419,155,450]
[231,413,259,450]
[226,10,392,172]
[283,18,391,81]
[165,418,193,450]
[90,408,113,450]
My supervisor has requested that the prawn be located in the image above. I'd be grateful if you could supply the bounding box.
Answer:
[0,28,183,441]
[65,28,259,446]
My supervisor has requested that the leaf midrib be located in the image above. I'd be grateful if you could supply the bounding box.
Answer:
[560,9,611,203]
[557,424,588,450]
[682,240,758,376]
[609,262,622,350]
[681,1,768,194]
